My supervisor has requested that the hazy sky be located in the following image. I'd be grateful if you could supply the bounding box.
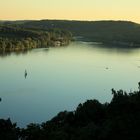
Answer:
[0,0,140,23]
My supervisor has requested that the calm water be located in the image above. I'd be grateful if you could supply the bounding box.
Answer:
[1,41,140,127]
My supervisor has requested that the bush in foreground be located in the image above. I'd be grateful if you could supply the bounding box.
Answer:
[1,83,140,140]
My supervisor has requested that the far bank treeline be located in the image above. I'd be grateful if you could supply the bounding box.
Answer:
[0,25,73,52]
[16,20,140,47]
[1,20,140,51]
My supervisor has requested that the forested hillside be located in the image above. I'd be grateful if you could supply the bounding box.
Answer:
[15,20,140,47]
[1,20,140,50]
[0,25,72,52]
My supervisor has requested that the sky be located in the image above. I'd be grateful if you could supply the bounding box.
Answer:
[0,0,140,23]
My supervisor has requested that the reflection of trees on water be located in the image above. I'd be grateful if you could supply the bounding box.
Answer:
[0,48,49,58]
[0,48,50,58]
[0,50,28,58]
[91,43,140,54]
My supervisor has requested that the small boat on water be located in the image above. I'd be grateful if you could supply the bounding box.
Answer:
[25,70,27,78]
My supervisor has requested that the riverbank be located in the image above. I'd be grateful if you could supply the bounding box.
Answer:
[0,25,73,52]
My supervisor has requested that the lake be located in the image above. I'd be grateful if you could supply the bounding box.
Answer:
[0,41,140,127]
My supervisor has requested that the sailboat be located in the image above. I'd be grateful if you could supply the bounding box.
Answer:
[25,70,27,78]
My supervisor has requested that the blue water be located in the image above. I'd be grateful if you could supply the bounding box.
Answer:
[0,41,140,127]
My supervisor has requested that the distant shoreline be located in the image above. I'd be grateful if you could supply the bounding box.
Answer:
[1,20,140,52]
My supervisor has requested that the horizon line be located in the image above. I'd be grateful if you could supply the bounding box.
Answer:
[0,19,139,24]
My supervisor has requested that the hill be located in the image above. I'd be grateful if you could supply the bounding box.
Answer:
[12,20,140,47]
[1,20,140,51]
[0,25,72,52]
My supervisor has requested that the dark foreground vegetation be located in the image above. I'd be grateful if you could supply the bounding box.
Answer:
[1,20,140,47]
[0,25,72,52]
[1,83,140,140]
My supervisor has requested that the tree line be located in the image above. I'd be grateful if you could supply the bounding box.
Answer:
[2,20,140,49]
[1,83,140,140]
[0,25,73,52]
[18,20,140,47]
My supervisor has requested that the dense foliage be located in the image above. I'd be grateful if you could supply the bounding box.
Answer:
[13,20,140,47]
[1,20,140,50]
[0,25,72,52]
[1,83,140,140]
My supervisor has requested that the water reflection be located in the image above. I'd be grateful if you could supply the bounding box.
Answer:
[0,50,29,58]
[90,42,140,54]
[0,42,140,57]
[0,48,50,58]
